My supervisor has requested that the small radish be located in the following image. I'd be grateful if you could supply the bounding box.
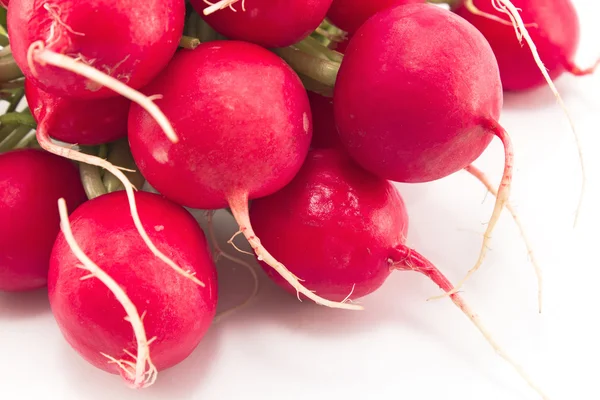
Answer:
[327,0,424,35]
[25,79,130,146]
[50,191,218,387]
[250,149,548,399]
[307,91,343,149]
[334,3,512,296]
[129,42,358,310]
[191,0,334,48]
[0,149,86,292]
[454,0,595,90]
[7,0,182,142]
[1,0,8,8]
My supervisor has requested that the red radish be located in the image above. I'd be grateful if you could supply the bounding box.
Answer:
[8,0,183,99]
[1,0,8,8]
[250,149,548,399]
[25,79,130,146]
[307,91,343,149]
[50,191,218,387]
[334,3,513,296]
[191,0,334,48]
[0,149,86,292]
[454,0,592,90]
[327,0,424,35]
[129,42,358,310]
[7,0,182,142]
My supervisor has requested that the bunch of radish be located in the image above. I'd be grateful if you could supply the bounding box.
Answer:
[0,0,595,398]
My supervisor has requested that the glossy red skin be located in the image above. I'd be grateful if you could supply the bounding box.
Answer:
[191,0,333,48]
[327,0,424,34]
[307,91,343,149]
[0,149,86,292]
[250,150,408,301]
[1,0,8,8]
[48,191,218,375]
[8,0,185,99]
[129,42,312,210]
[334,4,501,183]
[25,79,130,145]
[455,0,580,91]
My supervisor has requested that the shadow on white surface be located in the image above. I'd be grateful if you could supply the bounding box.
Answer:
[0,287,51,320]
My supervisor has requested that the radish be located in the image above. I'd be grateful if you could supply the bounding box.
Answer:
[454,0,596,90]
[7,0,182,142]
[25,79,130,145]
[334,3,513,296]
[191,0,334,48]
[307,91,343,149]
[129,42,359,310]
[250,149,548,399]
[327,0,424,35]
[0,149,86,292]
[0,0,8,8]
[50,191,218,387]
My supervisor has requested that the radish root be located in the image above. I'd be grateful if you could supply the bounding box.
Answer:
[465,164,543,313]
[205,211,260,323]
[389,245,549,400]
[431,121,513,300]
[490,0,585,227]
[27,42,178,144]
[463,0,537,28]
[228,195,363,311]
[565,58,600,77]
[37,125,205,287]
[57,198,158,389]
[203,0,246,15]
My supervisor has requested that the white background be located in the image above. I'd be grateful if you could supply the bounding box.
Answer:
[2,1,600,399]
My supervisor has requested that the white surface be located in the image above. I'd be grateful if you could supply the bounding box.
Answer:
[2,2,600,399]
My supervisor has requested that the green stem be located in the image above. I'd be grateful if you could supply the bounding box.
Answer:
[103,137,146,192]
[0,111,37,129]
[186,9,199,37]
[13,130,37,149]
[0,55,24,83]
[275,47,340,88]
[179,35,201,50]
[295,36,344,63]
[7,88,25,113]
[0,44,11,58]
[79,146,108,200]
[0,125,33,153]
[0,79,25,90]
[196,15,223,42]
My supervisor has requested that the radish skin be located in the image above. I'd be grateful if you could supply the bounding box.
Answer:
[191,0,334,48]
[250,149,549,399]
[327,0,424,35]
[0,149,86,292]
[25,79,130,145]
[50,192,217,387]
[129,42,360,311]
